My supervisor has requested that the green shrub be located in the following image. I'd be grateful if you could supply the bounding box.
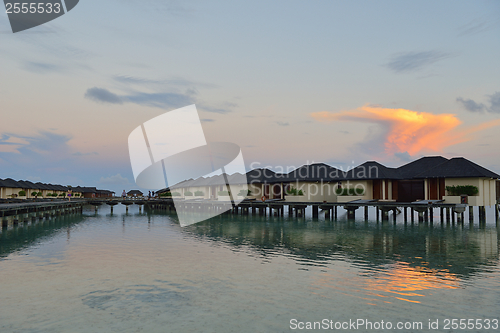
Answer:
[51,193,58,197]
[287,187,304,196]
[355,187,365,195]
[18,190,26,196]
[218,190,230,196]
[445,185,479,196]
[37,192,43,197]
[184,191,193,196]
[31,191,38,197]
[238,189,250,196]
[74,193,80,197]
[160,192,172,197]
[335,187,346,195]
[172,192,181,197]
[194,191,204,196]
[59,193,66,197]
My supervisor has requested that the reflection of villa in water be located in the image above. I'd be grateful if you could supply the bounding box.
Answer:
[186,217,499,278]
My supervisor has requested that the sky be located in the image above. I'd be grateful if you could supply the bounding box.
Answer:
[1,0,500,194]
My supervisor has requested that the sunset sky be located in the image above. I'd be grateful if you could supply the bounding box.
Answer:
[1,0,500,193]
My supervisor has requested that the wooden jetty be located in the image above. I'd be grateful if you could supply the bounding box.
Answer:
[0,200,85,227]
[137,197,500,225]
[1,197,499,228]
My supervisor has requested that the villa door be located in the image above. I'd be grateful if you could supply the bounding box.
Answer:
[373,180,381,200]
[429,178,438,200]
[273,184,281,199]
[398,180,424,202]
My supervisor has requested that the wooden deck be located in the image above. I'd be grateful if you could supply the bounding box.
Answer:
[1,197,498,225]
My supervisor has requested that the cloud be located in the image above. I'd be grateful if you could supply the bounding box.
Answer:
[73,151,99,156]
[98,173,131,186]
[394,151,412,162]
[125,91,195,109]
[23,61,64,74]
[385,51,453,73]
[113,75,217,89]
[197,104,233,114]
[276,121,289,126]
[457,92,500,113]
[310,105,500,156]
[0,131,75,178]
[489,92,500,113]
[84,87,233,113]
[200,118,215,122]
[85,87,123,104]
[0,131,72,155]
[458,19,492,37]
[456,97,486,112]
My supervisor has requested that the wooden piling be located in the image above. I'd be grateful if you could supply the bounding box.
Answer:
[364,206,368,221]
[312,205,319,219]
[403,207,407,222]
[479,206,486,223]
[469,206,474,224]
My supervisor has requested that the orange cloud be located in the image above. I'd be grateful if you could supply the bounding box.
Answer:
[311,105,500,156]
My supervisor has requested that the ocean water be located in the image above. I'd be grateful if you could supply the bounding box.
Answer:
[0,204,499,332]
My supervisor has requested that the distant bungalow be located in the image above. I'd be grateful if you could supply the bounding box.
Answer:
[127,190,143,197]
[164,156,500,207]
[0,179,114,200]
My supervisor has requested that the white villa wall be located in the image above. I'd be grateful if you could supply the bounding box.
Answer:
[286,182,337,202]
[3,187,23,198]
[227,183,248,199]
[187,186,209,199]
[175,183,248,200]
[335,180,373,201]
[444,178,497,207]
[247,183,262,198]
[322,183,338,202]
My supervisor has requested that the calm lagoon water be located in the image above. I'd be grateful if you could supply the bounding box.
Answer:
[1,204,499,332]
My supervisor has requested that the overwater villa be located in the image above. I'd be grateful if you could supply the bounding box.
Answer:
[164,156,500,207]
[0,179,113,200]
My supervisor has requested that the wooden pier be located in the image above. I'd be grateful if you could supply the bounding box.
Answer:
[0,200,85,227]
[137,198,500,225]
[2,197,499,227]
